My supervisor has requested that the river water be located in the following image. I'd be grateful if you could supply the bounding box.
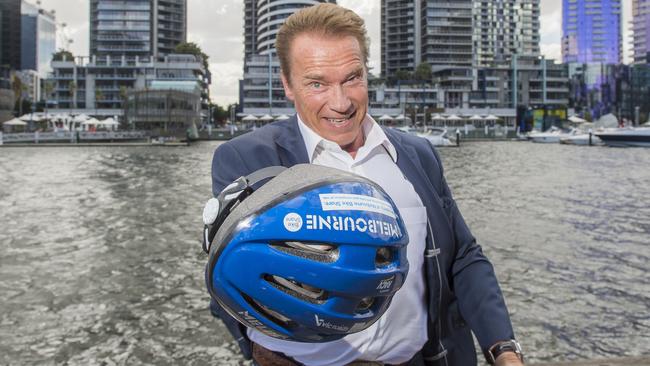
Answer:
[0,141,648,365]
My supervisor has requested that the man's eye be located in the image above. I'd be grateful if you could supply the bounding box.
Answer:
[311,82,322,89]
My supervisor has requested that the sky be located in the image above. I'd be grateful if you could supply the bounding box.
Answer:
[39,0,633,106]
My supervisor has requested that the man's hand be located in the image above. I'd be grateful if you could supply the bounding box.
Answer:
[495,351,524,366]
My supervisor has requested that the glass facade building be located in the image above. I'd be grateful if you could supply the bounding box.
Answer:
[562,0,622,64]
[474,0,540,67]
[91,0,153,59]
[90,0,186,60]
[21,1,56,78]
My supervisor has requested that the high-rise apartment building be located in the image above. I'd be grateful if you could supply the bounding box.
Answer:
[240,0,335,116]
[1,0,22,69]
[243,0,335,59]
[381,0,474,76]
[632,0,650,64]
[21,0,56,77]
[381,0,540,74]
[474,0,540,67]
[90,0,187,60]
[562,0,622,64]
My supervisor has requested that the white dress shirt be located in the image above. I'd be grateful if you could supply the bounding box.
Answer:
[248,115,429,365]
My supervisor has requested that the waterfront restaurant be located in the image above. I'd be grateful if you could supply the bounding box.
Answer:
[124,81,201,139]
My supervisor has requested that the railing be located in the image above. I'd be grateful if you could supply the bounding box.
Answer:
[0,131,150,144]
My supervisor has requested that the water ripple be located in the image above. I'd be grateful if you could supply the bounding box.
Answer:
[1,142,649,364]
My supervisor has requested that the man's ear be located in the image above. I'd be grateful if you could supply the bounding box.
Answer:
[281,72,295,102]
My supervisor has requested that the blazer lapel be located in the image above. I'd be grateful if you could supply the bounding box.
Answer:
[275,115,310,166]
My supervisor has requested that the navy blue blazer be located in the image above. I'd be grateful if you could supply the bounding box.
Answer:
[209,116,515,365]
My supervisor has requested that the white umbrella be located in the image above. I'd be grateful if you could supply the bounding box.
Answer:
[19,113,43,122]
[485,115,501,121]
[275,114,290,121]
[3,118,28,126]
[100,117,118,125]
[73,114,91,123]
[259,114,274,122]
[394,114,407,121]
[446,114,462,121]
[468,115,484,121]
[378,114,393,122]
[431,114,445,121]
[82,118,101,125]
[241,114,258,121]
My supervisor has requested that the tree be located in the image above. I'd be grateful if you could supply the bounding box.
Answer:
[173,42,209,70]
[395,69,412,82]
[69,81,77,109]
[11,74,27,116]
[414,63,432,84]
[211,103,231,126]
[52,49,74,62]
[119,86,130,108]
[43,80,55,114]
[95,89,103,116]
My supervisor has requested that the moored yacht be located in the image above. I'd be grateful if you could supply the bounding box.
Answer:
[595,127,650,147]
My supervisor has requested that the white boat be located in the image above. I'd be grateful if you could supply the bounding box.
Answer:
[559,133,602,146]
[595,127,650,147]
[416,128,454,146]
[529,127,574,143]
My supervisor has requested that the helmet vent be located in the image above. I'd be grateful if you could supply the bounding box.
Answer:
[264,274,327,304]
[375,247,393,267]
[271,241,339,263]
[356,297,375,312]
[242,293,295,328]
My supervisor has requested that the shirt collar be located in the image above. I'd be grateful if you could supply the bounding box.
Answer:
[296,114,397,163]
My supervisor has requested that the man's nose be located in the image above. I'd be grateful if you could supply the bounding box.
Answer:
[328,84,352,113]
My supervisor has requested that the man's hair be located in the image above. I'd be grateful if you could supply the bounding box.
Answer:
[275,3,369,83]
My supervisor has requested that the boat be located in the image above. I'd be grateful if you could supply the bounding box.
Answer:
[595,127,650,147]
[416,128,454,146]
[391,126,454,146]
[559,133,602,146]
[529,127,575,143]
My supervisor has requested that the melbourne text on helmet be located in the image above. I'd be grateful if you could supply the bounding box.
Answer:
[303,214,402,238]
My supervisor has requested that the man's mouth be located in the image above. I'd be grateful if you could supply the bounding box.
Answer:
[325,111,356,126]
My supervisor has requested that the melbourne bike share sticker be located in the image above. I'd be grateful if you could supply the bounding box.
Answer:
[318,193,397,219]
[282,194,402,239]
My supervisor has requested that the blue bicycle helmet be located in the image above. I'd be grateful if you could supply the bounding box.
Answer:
[203,164,409,342]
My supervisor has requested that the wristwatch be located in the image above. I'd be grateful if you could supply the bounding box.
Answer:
[484,339,524,364]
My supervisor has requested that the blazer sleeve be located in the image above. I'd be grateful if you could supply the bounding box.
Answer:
[430,146,515,351]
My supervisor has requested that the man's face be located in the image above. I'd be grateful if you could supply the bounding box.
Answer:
[281,33,368,154]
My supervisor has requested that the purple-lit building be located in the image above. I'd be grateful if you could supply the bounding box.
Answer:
[562,0,622,64]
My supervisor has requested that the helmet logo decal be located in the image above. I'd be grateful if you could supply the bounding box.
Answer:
[283,213,303,232]
[319,193,397,219]
[314,314,350,332]
[305,214,402,238]
[376,276,395,293]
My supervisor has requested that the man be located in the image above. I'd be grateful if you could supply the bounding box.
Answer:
[210,4,523,366]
